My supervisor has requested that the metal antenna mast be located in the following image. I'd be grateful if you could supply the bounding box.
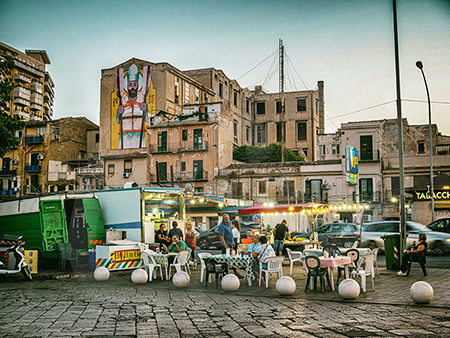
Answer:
[279,39,285,162]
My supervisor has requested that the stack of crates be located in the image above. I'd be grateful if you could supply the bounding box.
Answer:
[24,250,38,274]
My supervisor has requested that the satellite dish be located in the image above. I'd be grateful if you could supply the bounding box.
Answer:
[185,183,193,193]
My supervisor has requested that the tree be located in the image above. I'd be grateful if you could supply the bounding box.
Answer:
[0,56,25,158]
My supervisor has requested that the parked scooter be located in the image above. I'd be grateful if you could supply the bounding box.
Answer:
[0,234,32,280]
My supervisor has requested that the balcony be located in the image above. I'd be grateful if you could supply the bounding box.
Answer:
[30,93,42,104]
[360,150,380,162]
[353,190,381,203]
[44,92,53,105]
[25,135,44,143]
[25,165,41,172]
[14,73,31,83]
[75,167,104,175]
[15,60,44,78]
[437,145,450,155]
[29,114,42,121]
[13,110,30,119]
[44,81,54,96]
[150,170,209,183]
[14,87,31,100]
[149,141,209,154]
[14,97,30,107]
[0,169,16,177]
[31,81,43,93]
[30,103,42,110]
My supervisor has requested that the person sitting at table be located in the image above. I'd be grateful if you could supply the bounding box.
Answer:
[155,224,171,249]
[168,221,183,239]
[244,234,261,254]
[162,234,189,274]
[252,235,276,282]
[397,233,428,276]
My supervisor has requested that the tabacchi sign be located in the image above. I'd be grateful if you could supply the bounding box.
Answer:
[414,190,450,201]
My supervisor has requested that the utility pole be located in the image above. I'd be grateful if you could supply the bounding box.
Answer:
[279,39,285,163]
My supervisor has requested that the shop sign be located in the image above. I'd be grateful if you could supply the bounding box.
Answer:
[413,190,450,201]
[110,249,141,263]
[345,146,359,185]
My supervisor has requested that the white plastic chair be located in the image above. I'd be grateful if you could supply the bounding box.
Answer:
[351,253,375,292]
[197,252,212,283]
[140,251,163,281]
[286,248,302,275]
[351,241,358,249]
[371,247,380,277]
[259,256,284,288]
[169,250,190,275]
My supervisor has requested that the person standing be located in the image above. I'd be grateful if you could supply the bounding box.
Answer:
[272,219,291,256]
[231,220,241,250]
[219,214,243,278]
[168,221,183,239]
[184,221,196,262]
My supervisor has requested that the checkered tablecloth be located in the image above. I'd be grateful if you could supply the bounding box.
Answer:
[145,252,177,268]
[211,254,259,280]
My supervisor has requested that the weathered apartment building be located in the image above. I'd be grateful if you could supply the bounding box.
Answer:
[99,58,324,195]
[218,118,450,226]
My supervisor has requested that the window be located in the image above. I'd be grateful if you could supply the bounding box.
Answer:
[15,130,23,138]
[360,135,373,160]
[124,159,132,173]
[283,180,295,200]
[359,178,374,201]
[174,77,180,104]
[276,100,282,114]
[418,141,425,154]
[181,161,186,172]
[391,176,400,197]
[233,120,238,144]
[246,126,250,142]
[232,182,243,197]
[182,130,188,142]
[316,99,319,115]
[184,82,189,103]
[37,126,47,135]
[193,160,203,180]
[297,98,306,111]
[332,144,340,155]
[319,145,326,155]
[157,162,167,182]
[194,187,204,194]
[2,157,10,171]
[158,131,167,152]
[256,124,266,143]
[297,122,307,141]
[108,164,115,175]
[256,102,265,115]
[194,88,199,103]
[305,179,322,203]
[50,126,59,136]
[258,181,266,194]
[219,83,223,98]
[95,133,99,143]
[193,129,203,149]
[276,122,285,142]
[246,99,250,113]
[302,148,308,158]
[234,91,238,106]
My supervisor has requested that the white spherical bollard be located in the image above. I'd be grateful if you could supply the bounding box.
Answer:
[131,268,148,284]
[338,279,360,300]
[276,276,296,296]
[221,274,240,292]
[172,271,190,288]
[93,267,110,282]
[410,281,434,304]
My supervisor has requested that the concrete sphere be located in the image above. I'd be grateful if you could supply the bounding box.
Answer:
[221,274,240,292]
[93,267,110,282]
[131,268,148,284]
[172,271,190,288]
[410,281,434,304]
[276,276,296,296]
[338,279,360,300]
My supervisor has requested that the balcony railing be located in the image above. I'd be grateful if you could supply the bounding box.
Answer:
[15,60,44,78]
[14,97,30,106]
[14,87,31,99]
[30,103,42,110]
[14,73,31,83]
[0,190,16,196]
[437,145,450,155]
[29,115,42,121]
[0,170,16,177]
[150,170,209,183]
[149,141,209,153]
[76,167,104,175]
[30,93,42,104]
[360,150,380,162]
[25,165,41,172]
[44,81,55,96]
[13,110,30,119]
[25,135,44,143]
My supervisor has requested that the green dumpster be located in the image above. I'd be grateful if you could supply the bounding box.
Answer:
[381,234,401,270]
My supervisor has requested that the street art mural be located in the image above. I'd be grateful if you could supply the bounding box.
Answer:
[111,64,156,149]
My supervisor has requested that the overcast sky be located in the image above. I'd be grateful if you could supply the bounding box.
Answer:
[2,0,449,134]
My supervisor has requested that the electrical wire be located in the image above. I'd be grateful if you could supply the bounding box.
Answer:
[327,100,397,120]
[237,49,278,80]
[286,53,308,90]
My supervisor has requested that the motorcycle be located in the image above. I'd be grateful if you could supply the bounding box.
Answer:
[0,234,32,280]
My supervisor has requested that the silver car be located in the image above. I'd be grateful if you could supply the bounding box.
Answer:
[361,221,450,254]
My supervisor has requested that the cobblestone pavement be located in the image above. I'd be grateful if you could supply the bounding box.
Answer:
[1,264,450,338]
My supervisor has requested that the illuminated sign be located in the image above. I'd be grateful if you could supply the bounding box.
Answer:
[110,249,141,263]
[345,146,359,185]
[414,191,450,201]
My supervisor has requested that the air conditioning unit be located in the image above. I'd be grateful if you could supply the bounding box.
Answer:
[122,172,130,178]
[13,188,19,193]
[12,159,19,165]
[321,183,330,190]
[37,154,44,160]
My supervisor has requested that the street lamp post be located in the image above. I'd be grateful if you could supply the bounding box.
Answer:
[416,61,435,222]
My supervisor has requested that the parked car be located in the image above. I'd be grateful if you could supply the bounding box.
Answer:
[361,220,450,254]
[196,222,261,250]
[427,218,450,234]
[293,223,360,246]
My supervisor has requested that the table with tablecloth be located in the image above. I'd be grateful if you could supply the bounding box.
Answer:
[302,247,372,259]
[303,256,355,291]
[211,254,259,286]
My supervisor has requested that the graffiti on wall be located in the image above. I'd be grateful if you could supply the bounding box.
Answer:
[111,64,156,149]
